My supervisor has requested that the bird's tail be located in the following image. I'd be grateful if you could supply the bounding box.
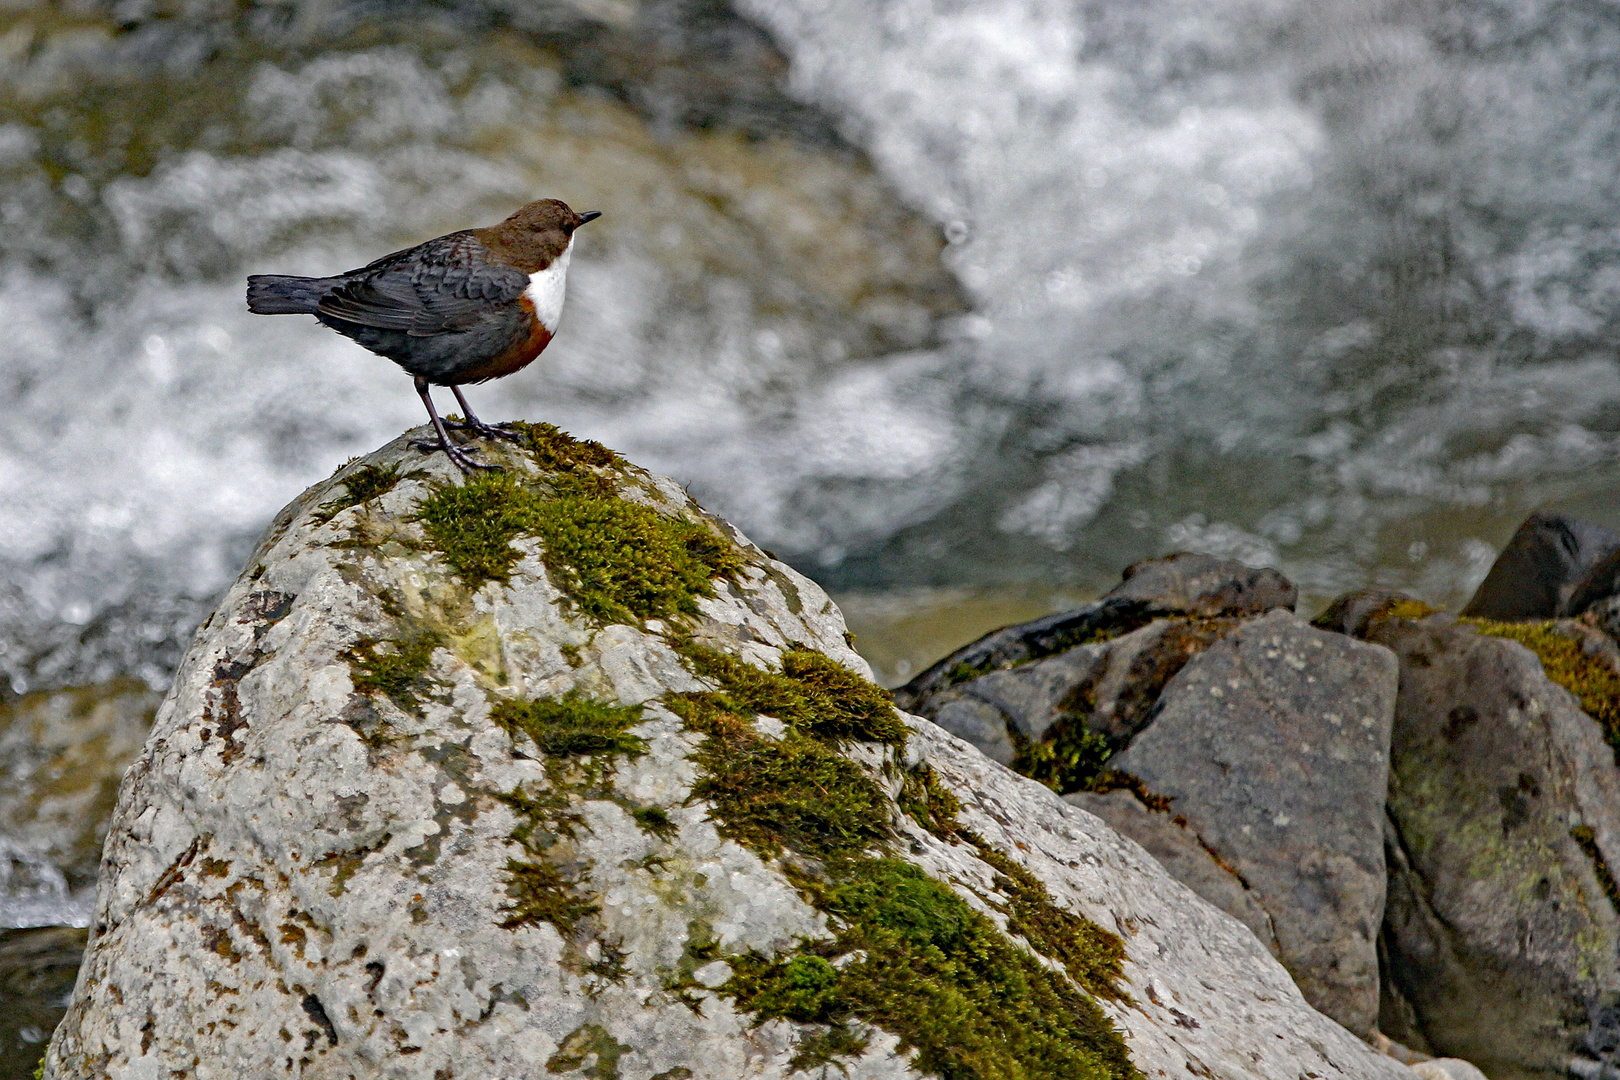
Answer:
[246,275,336,315]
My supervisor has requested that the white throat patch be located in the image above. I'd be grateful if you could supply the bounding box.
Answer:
[524,238,573,333]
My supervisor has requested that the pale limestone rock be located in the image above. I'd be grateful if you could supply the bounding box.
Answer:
[47,430,1410,1080]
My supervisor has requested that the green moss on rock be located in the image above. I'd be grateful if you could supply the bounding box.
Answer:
[501,860,600,935]
[531,477,744,626]
[966,835,1129,999]
[725,859,1137,1080]
[680,642,907,747]
[493,694,648,934]
[1463,617,1620,743]
[671,692,893,861]
[492,694,647,760]
[898,762,963,839]
[1011,723,1115,796]
[413,468,742,625]
[666,640,1136,1079]
[341,627,444,714]
[312,461,404,525]
[545,1023,629,1079]
[413,472,543,588]
[506,421,624,475]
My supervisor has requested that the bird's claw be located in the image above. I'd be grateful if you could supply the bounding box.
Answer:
[443,418,524,442]
[411,436,499,473]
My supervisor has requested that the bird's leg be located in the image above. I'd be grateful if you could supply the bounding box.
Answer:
[410,377,497,473]
[443,386,522,441]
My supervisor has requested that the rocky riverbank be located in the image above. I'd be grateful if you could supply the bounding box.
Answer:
[36,428,1408,1080]
[10,431,1620,1078]
[901,516,1620,1080]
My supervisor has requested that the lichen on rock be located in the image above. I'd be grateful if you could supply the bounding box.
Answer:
[43,428,1412,1080]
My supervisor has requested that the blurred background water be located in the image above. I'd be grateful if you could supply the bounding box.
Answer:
[0,0,1619,942]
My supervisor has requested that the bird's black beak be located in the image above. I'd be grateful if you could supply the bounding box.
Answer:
[578,211,603,226]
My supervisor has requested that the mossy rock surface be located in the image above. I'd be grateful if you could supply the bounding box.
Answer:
[42,429,1413,1080]
[1352,607,1620,1075]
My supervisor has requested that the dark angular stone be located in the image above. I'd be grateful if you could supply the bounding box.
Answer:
[1461,513,1620,621]
[1569,546,1620,619]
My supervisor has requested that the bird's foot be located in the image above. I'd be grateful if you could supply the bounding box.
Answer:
[410,435,499,473]
[443,417,524,442]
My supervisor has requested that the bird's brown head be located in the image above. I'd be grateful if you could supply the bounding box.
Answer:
[476,199,602,272]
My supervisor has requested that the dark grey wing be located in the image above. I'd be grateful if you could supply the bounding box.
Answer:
[317,232,528,337]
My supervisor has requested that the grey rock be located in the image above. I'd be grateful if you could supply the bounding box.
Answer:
[1064,789,1279,956]
[1359,612,1620,1078]
[1460,513,1620,621]
[44,431,1412,1080]
[1109,551,1297,619]
[894,552,1295,714]
[1109,609,1399,1036]
[909,614,1240,769]
[1312,588,1432,639]
[1589,595,1620,643]
[1570,546,1620,619]
[931,695,1019,765]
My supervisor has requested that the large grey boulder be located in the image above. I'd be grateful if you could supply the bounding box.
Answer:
[1342,601,1620,1078]
[45,428,1410,1080]
[1107,610,1399,1038]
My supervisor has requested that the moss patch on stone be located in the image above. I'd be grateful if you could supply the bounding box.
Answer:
[1463,618,1620,743]
[505,421,624,475]
[898,762,963,839]
[341,627,444,714]
[312,461,404,525]
[413,472,540,588]
[545,1022,629,1078]
[532,478,744,627]
[942,656,996,689]
[1004,616,1233,795]
[413,469,743,625]
[724,859,1137,1080]
[965,834,1129,997]
[493,694,647,760]
[1012,723,1115,795]
[680,642,906,747]
[494,694,648,935]
[671,692,893,861]
[666,641,1136,1080]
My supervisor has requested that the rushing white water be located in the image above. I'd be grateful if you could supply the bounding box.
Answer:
[3,1,1620,694]
[738,0,1620,595]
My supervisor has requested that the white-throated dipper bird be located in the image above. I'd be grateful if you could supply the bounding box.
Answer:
[246,198,601,472]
